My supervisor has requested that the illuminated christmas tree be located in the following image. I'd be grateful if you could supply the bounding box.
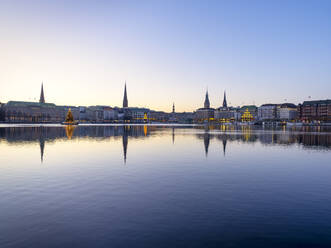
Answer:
[65,108,74,123]
[241,108,253,122]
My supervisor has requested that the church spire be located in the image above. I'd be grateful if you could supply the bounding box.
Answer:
[204,90,210,108]
[39,82,45,103]
[123,82,128,108]
[223,90,227,108]
[172,102,175,113]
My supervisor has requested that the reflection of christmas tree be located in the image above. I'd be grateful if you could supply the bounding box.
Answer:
[65,108,74,123]
[65,125,75,139]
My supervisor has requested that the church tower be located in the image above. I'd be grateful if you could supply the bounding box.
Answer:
[123,82,128,108]
[204,90,210,108]
[223,91,227,108]
[39,82,45,103]
[172,103,175,113]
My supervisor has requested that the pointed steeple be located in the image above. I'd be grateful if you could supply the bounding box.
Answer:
[39,82,45,103]
[123,82,128,108]
[223,90,227,108]
[204,90,210,108]
[172,102,175,113]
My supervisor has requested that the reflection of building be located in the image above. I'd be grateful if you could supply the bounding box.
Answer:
[195,91,215,122]
[1,126,331,166]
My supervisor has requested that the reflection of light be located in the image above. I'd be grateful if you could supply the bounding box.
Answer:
[144,125,147,136]
[65,125,75,139]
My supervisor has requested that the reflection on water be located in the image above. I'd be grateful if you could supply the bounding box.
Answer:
[1,125,331,248]
[0,125,331,164]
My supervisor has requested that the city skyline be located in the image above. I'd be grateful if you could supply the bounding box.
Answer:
[1,0,331,111]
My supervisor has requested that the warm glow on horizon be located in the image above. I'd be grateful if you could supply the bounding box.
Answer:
[1,0,330,112]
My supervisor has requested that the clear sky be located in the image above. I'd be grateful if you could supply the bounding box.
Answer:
[0,0,330,112]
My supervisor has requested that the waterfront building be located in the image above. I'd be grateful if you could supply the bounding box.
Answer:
[103,107,117,121]
[172,112,194,123]
[0,103,5,121]
[124,107,150,122]
[195,91,215,122]
[214,91,236,122]
[149,111,170,122]
[258,104,278,120]
[278,103,298,121]
[299,99,331,122]
[214,108,236,122]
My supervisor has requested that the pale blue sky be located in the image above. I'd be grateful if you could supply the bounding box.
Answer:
[0,0,330,111]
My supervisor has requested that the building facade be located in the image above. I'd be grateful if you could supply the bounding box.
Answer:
[278,103,298,120]
[195,91,215,122]
[258,104,277,120]
[299,100,331,122]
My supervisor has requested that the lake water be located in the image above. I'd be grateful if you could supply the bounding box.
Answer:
[1,124,331,248]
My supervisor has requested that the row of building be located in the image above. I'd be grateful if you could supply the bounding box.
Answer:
[0,83,194,123]
[0,84,330,123]
[195,91,331,122]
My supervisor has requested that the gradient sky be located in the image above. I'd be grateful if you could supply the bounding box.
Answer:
[1,0,330,112]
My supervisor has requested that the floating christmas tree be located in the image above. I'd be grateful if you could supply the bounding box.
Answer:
[65,108,74,123]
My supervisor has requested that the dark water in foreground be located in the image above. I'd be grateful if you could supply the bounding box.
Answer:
[1,124,331,248]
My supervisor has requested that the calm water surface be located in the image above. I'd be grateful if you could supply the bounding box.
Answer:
[1,124,331,248]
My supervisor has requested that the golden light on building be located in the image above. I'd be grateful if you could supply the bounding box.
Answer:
[241,108,253,122]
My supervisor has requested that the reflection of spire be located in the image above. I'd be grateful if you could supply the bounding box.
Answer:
[122,127,128,164]
[222,138,227,156]
[39,82,45,103]
[172,127,175,144]
[204,132,210,156]
[39,137,45,163]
